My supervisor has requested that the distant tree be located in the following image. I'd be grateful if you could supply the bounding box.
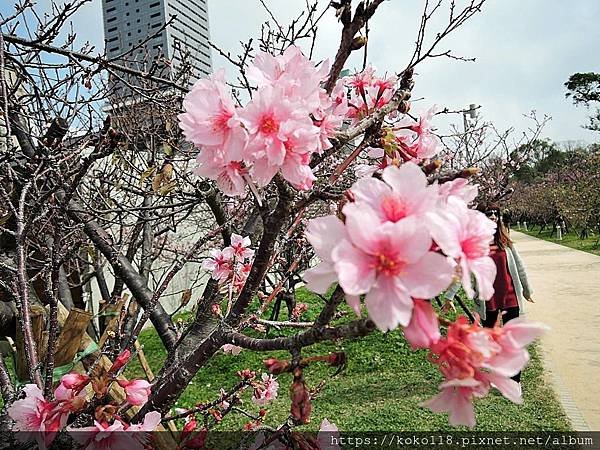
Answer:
[565,72,600,132]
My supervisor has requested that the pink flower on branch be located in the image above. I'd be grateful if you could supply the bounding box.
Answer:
[422,316,548,428]
[350,162,439,224]
[230,233,254,260]
[247,46,329,112]
[194,151,248,197]
[331,210,454,331]
[178,69,247,159]
[201,247,234,281]
[54,373,90,401]
[427,197,497,300]
[116,378,152,406]
[7,384,80,450]
[252,373,279,406]
[70,411,162,450]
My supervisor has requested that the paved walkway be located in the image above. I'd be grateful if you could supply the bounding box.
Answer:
[511,231,600,431]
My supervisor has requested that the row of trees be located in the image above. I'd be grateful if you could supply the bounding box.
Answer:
[507,140,600,238]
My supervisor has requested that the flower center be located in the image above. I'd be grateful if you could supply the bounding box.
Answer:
[375,253,405,276]
[259,115,279,135]
[380,196,407,222]
[213,111,233,132]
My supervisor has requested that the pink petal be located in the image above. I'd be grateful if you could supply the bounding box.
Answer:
[402,252,455,299]
[484,373,523,404]
[345,294,362,316]
[351,177,391,209]
[305,216,346,261]
[342,203,382,254]
[382,162,427,197]
[331,239,376,295]
[365,277,413,331]
[403,299,440,349]
[469,256,497,301]
[482,349,529,378]
[303,262,338,294]
[501,318,549,347]
[426,210,463,258]
[387,217,431,263]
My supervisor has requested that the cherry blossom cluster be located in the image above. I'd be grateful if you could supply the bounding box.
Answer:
[7,370,159,450]
[303,161,548,427]
[251,373,280,406]
[303,161,494,332]
[201,233,254,292]
[7,378,86,450]
[179,45,347,195]
[344,64,397,124]
[418,312,548,428]
[354,105,442,178]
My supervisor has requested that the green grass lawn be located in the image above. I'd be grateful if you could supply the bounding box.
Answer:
[124,289,571,432]
[520,225,600,256]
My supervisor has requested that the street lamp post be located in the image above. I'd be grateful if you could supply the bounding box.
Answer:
[463,103,478,164]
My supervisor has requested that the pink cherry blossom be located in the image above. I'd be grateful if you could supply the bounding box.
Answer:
[55,373,89,400]
[420,378,486,429]
[482,317,550,379]
[393,105,442,161]
[427,197,497,300]
[222,344,243,355]
[178,69,247,160]
[201,247,234,281]
[232,261,253,292]
[127,411,163,447]
[345,65,376,95]
[331,208,454,331]
[247,46,328,113]
[400,131,441,160]
[230,233,254,260]
[117,379,152,406]
[403,299,440,349]
[194,150,247,197]
[422,315,548,427]
[350,163,440,224]
[329,79,350,117]
[410,105,439,138]
[71,412,161,450]
[277,122,319,189]
[252,373,279,406]
[240,86,319,188]
[71,420,132,450]
[438,178,479,205]
[7,384,71,450]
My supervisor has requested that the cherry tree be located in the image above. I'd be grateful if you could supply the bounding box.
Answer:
[0,1,549,448]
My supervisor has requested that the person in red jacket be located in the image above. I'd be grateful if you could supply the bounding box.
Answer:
[480,203,535,385]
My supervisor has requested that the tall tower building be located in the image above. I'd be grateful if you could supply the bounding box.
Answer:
[102,0,212,94]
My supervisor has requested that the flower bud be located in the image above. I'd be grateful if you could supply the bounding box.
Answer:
[109,349,131,373]
[237,369,255,380]
[59,373,90,391]
[264,358,291,375]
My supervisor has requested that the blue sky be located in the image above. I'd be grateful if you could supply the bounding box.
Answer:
[2,0,599,144]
